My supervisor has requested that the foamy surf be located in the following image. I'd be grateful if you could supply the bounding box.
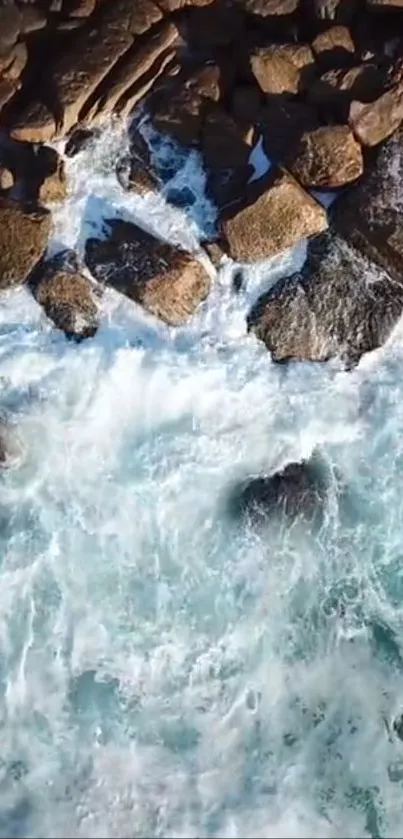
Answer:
[1,120,403,838]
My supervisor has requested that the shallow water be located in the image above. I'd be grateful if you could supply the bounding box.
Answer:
[1,120,403,838]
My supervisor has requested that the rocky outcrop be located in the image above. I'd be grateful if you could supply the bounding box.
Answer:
[247,232,403,367]
[85,219,211,325]
[240,0,300,15]
[288,124,363,188]
[333,126,403,282]
[228,453,331,526]
[0,198,51,290]
[220,168,328,262]
[30,261,99,341]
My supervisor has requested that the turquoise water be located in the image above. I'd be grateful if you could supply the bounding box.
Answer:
[1,123,403,837]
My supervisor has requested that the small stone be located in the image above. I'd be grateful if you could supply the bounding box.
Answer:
[0,167,13,191]
[31,264,99,340]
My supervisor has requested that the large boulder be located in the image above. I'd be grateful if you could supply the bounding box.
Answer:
[333,126,403,282]
[10,0,143,141]
[247,232,403,367]
[288,125,363,188]
[85,219,211,326]
[85,21,179,123]
[0,198,51,290]
[150,64,226,147]
[29,258,99,340]
[250,44,315,96]
[228,453,331,527]
[220,168,328,263]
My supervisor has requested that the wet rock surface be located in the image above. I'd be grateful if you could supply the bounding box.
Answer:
[85,219,211,326]
[228,453,333,526]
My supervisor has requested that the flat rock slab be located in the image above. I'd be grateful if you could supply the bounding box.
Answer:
[250,44,315,96]
[0,198,51,290]
[221,167,328,263]
[247,231,403,367]
[289,124,363,188]
[30,264,99,340]
[85,219,211,326]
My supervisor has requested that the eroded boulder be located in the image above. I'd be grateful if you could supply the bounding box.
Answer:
[85,219,211,325]
[30,260,99,340]
[221,168,328,263]
[247,232,403,367]
[333,125,403,281]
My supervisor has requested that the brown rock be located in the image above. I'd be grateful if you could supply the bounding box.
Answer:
[20,5,47,33]
[289,125,363,188]
[2,43,28,82]
[39,156,67,204]
[9,101,56,144]
[31,265,99,340]
[251,44,315,96]
[333,125,403,283]
[0,78,19,113]
[87,21,179,121]
[150,65,224,147]
[0,6,20,55]
[312,25,355,69]
[0,199,51,290]
[0,167,14,191]
[69,0,97,17]
[221,168,328,263]
[11,0,136,141]
[85,220,211,325]
[247,232,403,367]
[349,84,403,145]
[116,155,160,195]
[203,239,227,267]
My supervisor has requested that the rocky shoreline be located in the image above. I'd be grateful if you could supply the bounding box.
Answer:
[2,0,403,467]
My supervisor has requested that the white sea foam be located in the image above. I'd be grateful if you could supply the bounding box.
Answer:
[1,120,403,838]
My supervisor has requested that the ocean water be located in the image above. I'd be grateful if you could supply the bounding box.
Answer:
[1,120,403,838]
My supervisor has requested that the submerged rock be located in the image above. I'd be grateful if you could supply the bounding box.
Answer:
[247,232,403,367]
[0,422,24,470]
[85,219,211,325]
[228,453,331,526]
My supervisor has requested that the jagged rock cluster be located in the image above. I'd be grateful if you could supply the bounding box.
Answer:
[1,0,403,375]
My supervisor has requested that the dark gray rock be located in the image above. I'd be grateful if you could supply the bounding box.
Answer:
[248,232,403,368]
